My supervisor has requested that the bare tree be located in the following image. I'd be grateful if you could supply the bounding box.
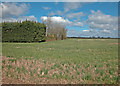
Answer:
[41,17,67,40]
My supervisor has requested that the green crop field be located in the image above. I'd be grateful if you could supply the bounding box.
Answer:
[2,39,119,84]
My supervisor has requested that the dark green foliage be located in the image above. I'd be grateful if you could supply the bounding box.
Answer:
[2,20,46,42]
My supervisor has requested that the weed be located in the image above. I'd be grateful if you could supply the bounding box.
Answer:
[7,65,12,70]
[43,60,46,64]
[40,70,42,74]
[61,63,64,66]
[7,56,11,58]
[97,76,101,82]
[2,65,4,69]
[41,75,45,78]
[87,64,90,68]
[100,71,104,76]
[52,73,56,78]
[106,63,110,67]
[75,67,77,71]
[95,69,99,74]
[16,67,21,73]
[2,60,5,64]
[73,66,75,69]
[33,69,36,74]
[22,66,26,73]
[10,74,14,78]
[44,69,48,75]
[85,74,92,80]
[82,69,84,73]
[30,64,32,68]
[67,62,71,66]
[109,70,113,75]
[94,64,97,67]
[37,73,40,77]
[27,62,29,66]
[77,71,80,75]
[51,66,54,69]
[22,77,25,80]
[9,59,16,63]
[53,64,63,70]
[6,72,9,76]
[102,76,106,81]
[72,75,74,79]
[46,75,50,79]
[56,74,59,79]
[65,74,68,79]
[66,68,69,73]
[30,70,33,77]
[59,72,63,78]
[17,75,19,79]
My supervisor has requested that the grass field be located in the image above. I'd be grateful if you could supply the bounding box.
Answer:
[2,39,119,84]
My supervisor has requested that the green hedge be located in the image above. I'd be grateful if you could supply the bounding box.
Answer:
[2,20,46,42]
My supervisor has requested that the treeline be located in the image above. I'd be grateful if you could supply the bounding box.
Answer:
[2,20,46,42]
[67,37,118,39]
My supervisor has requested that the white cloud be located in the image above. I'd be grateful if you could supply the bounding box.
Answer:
[48,10,64,16]
[48,11,56,16]
[41,16,84,27]
[88,10,117,25]
[17,15,37,22]
[70,10,118,37]
[64,2,81,12]
[2,18,17,22]
[55,0,59,4]
[0,2,37,23]
[62,0,97,2]
[83,30,89,32]
[63,0,119,2]
[66,12,84,19]
[67,10,118,37]
[57,11,63,15]
[67,29,118,38]
[87,10,118,31]
[1,15,37,22]
[0,4,2,18]
[1,2,29,18]
[0,0,119,2]
[72,22,84,27]
[41,16,71,25]
[43,7,51,10]
[102,29,111,33]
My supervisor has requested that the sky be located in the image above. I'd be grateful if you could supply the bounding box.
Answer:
[0,2,119,38]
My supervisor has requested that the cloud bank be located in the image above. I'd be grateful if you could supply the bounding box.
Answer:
[0,2,37,22]
[1,2,29,18]
[67,10,118,38]
[87,10,118,32]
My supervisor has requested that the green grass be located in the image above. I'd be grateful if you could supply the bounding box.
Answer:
[2,39,118,63]
[2,39,118,84]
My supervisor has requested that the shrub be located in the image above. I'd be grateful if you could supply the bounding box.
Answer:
[2,20,46,42]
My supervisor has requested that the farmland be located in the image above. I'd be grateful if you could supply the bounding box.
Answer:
[2,39,119,84]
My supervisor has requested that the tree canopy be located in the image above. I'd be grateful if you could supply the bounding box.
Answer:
[2,20,46,42]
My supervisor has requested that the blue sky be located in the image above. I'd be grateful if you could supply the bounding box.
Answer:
[1,2,118,37]
[26,2,118,21]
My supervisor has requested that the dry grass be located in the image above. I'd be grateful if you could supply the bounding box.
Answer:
[2,55,118,84]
